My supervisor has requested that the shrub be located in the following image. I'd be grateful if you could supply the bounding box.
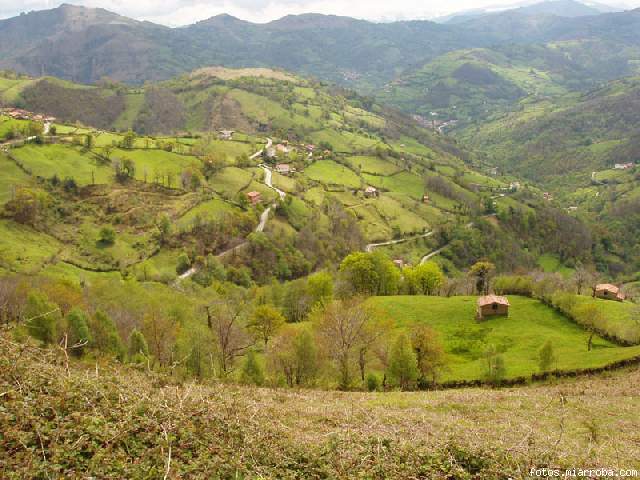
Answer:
[24,292,61,345]
[65,308,92,357]
[90,310,125,360]
[493,275,534,297]
[128,328,149,363]
[366,372,380,392]
[241,350,265,386]
[98,226,116,246]
[538,340,556,372]
[176,253,192,275]
[483,344,506,385]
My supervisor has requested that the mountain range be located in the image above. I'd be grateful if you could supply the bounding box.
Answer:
[2,1,640,93]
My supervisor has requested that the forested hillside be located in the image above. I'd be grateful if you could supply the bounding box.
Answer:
[2,3,640,96]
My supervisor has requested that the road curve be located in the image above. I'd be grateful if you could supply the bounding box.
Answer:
[365,231,433,253]
[176,138,275,282]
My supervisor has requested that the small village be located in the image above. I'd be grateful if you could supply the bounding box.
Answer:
[0,106,56,123]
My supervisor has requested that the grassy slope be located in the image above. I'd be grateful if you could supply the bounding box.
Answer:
[459,77,640,186]
[573,295,640,344]
[11,145,112,185]
[2,332,640,477]
[370,295,640,382]
[0,219,61,273]
[0,153,32,203]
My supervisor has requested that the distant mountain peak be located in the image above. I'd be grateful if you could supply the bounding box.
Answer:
[267,13,363,29]
[194,13,251,27]
[438,0,621,23]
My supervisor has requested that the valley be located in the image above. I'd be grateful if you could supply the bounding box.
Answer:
[1,1,640,476]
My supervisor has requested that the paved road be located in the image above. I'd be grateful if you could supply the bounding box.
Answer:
[260,164,286,201]
[365,231,433,253]
[176,138,275,282]
[418,221,474,264]
[250,137,273,160]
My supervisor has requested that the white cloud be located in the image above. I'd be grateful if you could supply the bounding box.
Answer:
[0,0,638,25]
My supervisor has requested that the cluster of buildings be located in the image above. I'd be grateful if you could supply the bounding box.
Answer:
[1,107,56,123]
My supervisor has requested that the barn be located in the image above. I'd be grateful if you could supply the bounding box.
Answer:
[476,295,510,320]
[593,284,625,302]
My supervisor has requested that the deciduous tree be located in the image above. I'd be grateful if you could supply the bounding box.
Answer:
[388,334,419,390]
[248,304,285,347]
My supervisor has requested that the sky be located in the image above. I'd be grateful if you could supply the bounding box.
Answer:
[0,0,637,25]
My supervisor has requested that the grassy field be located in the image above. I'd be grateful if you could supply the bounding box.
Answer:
[538,254,575,277]
[346,155,402,175]
[229,89,316,130]
[363,171,424,199]
[271,172,297,192]
[56,221,153,271]
[305,160,362,188]
[370,295,640,383]
[176,197,240,229]
[130,249,185,283]
[0,116,30,139]
[11,144,113,185]
[373,195,430,235]
[0,219,61,273]
[110,148,199,184]
[573,295,640,344]
[209,167,255,198]
[204,140,253,159]
[0,153,32,203]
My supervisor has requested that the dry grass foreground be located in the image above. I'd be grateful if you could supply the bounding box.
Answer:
[1,331,640,478]
[192,66,298,83]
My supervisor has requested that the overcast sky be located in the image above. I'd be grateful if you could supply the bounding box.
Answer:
[0,0,637,25]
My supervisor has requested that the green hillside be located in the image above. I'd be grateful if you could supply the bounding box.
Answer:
[379,40,640,127]
[370,295,640,382]
[459,77,640,184]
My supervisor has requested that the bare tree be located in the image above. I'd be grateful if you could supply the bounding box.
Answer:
[573,266,597,295]
[206,292,253,376]
[0,277,25,325]
[314,297,385,389]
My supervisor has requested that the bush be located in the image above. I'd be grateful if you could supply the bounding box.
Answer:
[538,340,556,372]
[388,334,419,390]
[65,308,92,357]
[483,344,506,385]
[90,310,125,360]
[366,372,380,392]
[98,226,116,246]
[24,292,61,345]
[493,275,533,297]
[241,351,265,386]
[176,253,192,275]
[128,328,149,363]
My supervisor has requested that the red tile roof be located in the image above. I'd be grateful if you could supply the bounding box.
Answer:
[477,295,510,307]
